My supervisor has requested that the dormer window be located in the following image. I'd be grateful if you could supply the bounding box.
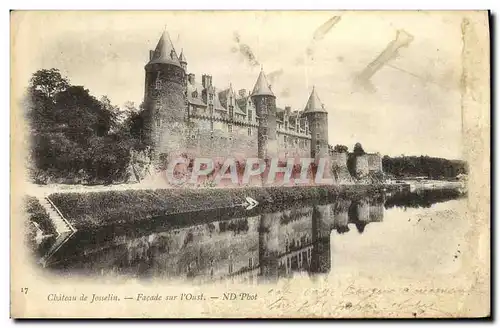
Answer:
[192,90,198,98]
[229,105,234,118]
[209,94,214,101]
[170,49,176,60]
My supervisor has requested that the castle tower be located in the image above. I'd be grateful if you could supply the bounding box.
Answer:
[143,30,187,161]
[251,69,277,159]
[303,87,329,159]
[178,49,187,71]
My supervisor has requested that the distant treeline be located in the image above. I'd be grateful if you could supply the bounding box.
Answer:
[382,155,467,179]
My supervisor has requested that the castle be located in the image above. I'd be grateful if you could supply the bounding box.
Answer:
[140,30,382,183]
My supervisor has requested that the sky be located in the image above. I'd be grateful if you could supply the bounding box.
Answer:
[12,11,467,159]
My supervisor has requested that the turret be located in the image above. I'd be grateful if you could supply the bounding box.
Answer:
[251,68,277,159]
[178,49,187,71]
[143,29,187,161]
[302,87,329,159]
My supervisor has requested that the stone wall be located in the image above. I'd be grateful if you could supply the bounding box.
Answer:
[330,152,352,184]
[366,153,383,173]
[354,155,370,178]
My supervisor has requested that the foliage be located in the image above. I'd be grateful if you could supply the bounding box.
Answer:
[29,68,70,99]
[382,155,467,179]
[25,68,145,184]
[353,142,365,156]
[333,144,349,153]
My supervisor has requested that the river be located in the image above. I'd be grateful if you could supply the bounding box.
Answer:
[36,188,468,285]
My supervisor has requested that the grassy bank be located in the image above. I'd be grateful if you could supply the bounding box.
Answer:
[48,184,396,230]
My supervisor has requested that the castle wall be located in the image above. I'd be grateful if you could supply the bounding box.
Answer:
[366,153,383,173]
[354,155,370,178]
[276,132,311,158]
[330,152,352,183]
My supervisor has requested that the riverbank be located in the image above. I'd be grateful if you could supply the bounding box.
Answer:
[44,184,407,231]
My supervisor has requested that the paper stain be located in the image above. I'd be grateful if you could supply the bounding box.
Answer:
[313,16,342,41]
[280,88,290,98]
[354,29,414,93]
[267,69,284,84]
[232,31,260,67]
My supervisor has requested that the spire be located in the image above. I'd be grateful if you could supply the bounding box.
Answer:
[304,86,327,113]
[147,30,181,67]
[179,48,187,63]
[251,69,275,97]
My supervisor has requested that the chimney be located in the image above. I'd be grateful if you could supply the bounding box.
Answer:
[202,74,213,89]
[239,89,247,98]
[188,73,195,85]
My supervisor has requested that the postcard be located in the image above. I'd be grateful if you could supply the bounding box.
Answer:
[10,10,490,318]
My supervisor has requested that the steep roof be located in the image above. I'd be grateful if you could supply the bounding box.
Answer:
[218,86,247,116]
[179,49,187,63]
[251,69,275,97]
[303,86,327,114]
[147,30,181,67]
[187,82,206,107]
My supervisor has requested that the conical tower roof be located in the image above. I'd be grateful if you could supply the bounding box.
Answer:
[303,86,327,114]
[147,30,181,67]
[179,49,187,63]
[251,69,275,97]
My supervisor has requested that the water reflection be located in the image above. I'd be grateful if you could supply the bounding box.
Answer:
[42,188,465,284]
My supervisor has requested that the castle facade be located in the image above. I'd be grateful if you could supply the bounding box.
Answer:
[141,30,381,182]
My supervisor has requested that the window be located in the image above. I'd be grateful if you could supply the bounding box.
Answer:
[228,124,233,133]
[155,78,162,90]
[209,104,214,115]
[229,263,233,274]
[156,99,161,109]
[229,105,234,118]
[210,121,214,131]
[284,135,287,143]
[209,94,214,100]
[316,122,320,129]
[248,110,253,122]
[316,133,320,139]
[156,118,161,128]
[192,90,198,98]
[247,127,252,136]
[249,258,254,268]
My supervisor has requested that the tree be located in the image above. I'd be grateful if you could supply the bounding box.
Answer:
[29,68,70,100]
[353,142,365,156]
[333,144,348,153]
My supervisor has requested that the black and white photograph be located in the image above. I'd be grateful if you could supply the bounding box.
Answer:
[10,10,490,318]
